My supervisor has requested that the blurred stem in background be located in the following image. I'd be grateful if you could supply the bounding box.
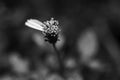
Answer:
[94,21,120,79]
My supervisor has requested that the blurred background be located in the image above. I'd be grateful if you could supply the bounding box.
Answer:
[0,0,120,80]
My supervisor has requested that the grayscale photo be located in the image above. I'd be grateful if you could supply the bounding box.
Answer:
[0,0,120,80]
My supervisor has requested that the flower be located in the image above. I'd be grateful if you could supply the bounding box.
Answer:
[25,18,61,44]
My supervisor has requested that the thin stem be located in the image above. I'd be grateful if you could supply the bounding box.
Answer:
[52,43,64,76]
[53,44,61,60]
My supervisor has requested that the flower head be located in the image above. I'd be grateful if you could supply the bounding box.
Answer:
[25,18,60,44]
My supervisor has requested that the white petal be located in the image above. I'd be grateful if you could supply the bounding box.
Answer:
[30,19,45,26]
[25,19,46,31]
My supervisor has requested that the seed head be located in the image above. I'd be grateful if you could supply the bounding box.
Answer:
[43,18,60,44]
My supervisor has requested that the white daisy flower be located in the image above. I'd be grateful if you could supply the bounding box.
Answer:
[25,18,61,44]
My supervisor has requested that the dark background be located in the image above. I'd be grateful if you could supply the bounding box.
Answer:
[0,0,120,80]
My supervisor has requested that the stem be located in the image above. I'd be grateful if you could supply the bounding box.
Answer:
[52,43,64,76]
